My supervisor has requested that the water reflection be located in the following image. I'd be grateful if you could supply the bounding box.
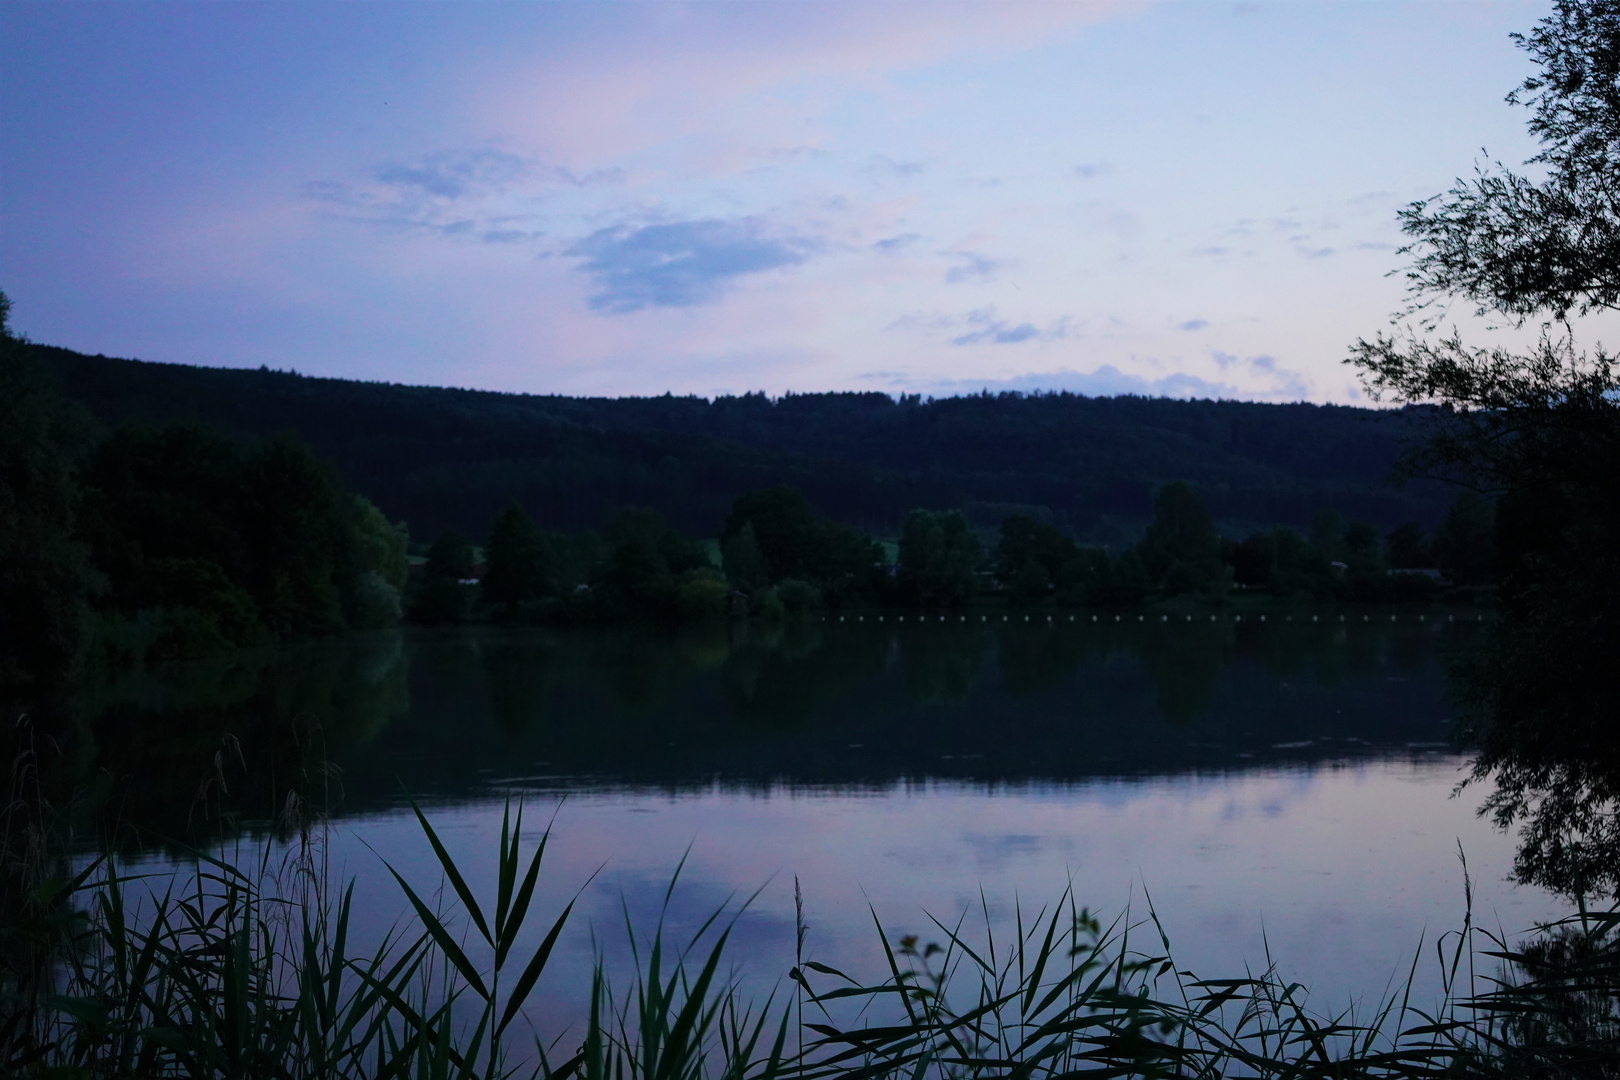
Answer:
[1454,616,1620,902]
[61,632,408,845]
[56,615,1476,839]
[41,613,1594,1034]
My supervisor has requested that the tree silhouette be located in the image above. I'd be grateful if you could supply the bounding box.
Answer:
[1348,1,1620,898]
[0,290,96,687]
[481,501,554,616]
[1136,482,1223,596]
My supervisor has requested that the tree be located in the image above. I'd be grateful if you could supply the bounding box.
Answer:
[0,291,97,686]
[1053,546,1110,606]
[1349,1,1620,471]
[482,500,553,616]
[1385,522,1432,569]
[720,487,818,582]
[1135,482,1223,596]
[995,514,1077,604]
[423,531,473,581]
[350,496,410,627]
[722,521,770,593]
[898,509,980,607]
[413,530,474,624]
[719,486,882,603]
[587,507,715,620]
[77,422,388,653]
[1347,1,1620,898]
[1384,1,1620,325]
[1434,490,1494,586]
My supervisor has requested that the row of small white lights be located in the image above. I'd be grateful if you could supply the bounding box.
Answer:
[829,613,1486,623]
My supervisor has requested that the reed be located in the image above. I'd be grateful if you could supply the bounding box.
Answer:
[3,771,1616,1078]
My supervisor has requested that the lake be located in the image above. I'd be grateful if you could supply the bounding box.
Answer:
[76,612,1564,1044]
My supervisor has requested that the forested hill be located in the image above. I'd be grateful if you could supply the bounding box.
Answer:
[37,343,1450,542]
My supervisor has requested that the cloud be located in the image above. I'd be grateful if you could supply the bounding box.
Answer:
[943,251,1002,283]
[887,365,1242,400]
[367,150,623,198]
[1074,162,1114,179]
[482,228,544,244]
[565,216,818,313]
[764,145,830,161]
[373,148,532,200]
[871,351,1319,403]
[867,154,923,176]
[1211,350,1312,399]
[1177,318,1209,331]
[1347,190,1395,207]
[950,307,1071,346]
[303,149,622,239]
[553,165,627,187]
[873,232,922,252]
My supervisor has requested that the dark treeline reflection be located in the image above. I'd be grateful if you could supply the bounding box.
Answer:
[30,633,411,850]
[39,618,1473,846]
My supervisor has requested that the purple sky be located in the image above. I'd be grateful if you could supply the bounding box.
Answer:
[1,1,1555,402]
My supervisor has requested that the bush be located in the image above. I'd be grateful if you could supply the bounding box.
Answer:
[676,570,730,620]
[774,577,820,619]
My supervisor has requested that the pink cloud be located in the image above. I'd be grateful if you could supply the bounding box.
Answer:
[475,2,1137,166]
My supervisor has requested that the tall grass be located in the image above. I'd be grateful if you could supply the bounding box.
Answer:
[3,747,1616,1078]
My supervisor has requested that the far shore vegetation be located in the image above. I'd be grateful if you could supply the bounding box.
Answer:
[2,291,1496,689]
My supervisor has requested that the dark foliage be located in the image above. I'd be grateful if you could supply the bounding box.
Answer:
[585,507,727,623]
[413,530,475,624]
[0,307,97,688]
[1136,480,1225,596]
[77,425,404,661]
[1349,0,1620,899]
[482,501,556,617]
[720,486,884,607]
[994,515,1076,604]
[897,509,980,607]
[721,487,820,581]
[1392,0,1620,323]
[35,345,1458,544]
[1,293,410,684]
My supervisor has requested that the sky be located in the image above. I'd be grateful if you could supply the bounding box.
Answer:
[0,0,1554,403]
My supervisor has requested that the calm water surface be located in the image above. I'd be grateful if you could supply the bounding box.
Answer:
[85,615,1562,1038]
